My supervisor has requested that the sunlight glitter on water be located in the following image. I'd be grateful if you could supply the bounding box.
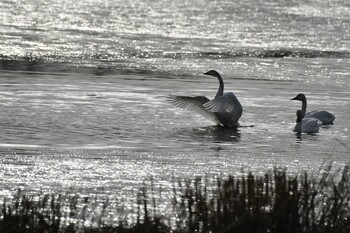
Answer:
[0,0,349,217]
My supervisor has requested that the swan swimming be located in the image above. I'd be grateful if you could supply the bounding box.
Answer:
[293,109,321,134]
[291,93,335,125]
[168,70,243,127]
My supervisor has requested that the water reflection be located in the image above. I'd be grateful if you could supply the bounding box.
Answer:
[295,133,302,143]
[294,132,320,144]
[205,126,241,143]
[176,126,241,144]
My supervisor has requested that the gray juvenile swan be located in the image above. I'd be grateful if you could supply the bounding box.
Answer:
[291,93,335,125]
[293,109,321,134]
[168,70,243,127]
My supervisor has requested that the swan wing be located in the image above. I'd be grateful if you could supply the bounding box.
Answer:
[305,110,335,124]
[202,97,226,112]
[202,93,243,127]
[203,93,242,114]
[167,94,219,123]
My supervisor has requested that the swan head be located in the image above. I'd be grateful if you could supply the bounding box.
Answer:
[204,70,221,78]
[291,93,306,101]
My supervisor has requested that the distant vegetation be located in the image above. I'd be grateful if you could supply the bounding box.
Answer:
[1,164,349,233]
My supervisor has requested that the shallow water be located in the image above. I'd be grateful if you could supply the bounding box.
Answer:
[0,71,349,199]
[0,0,349,214]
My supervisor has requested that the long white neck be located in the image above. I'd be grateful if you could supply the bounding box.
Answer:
[215,74,224,98]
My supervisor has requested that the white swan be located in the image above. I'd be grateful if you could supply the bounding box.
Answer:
[293,109,321,134]
[291,93,335,125]
[168,70,243,127]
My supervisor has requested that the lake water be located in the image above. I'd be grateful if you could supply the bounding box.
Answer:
[0,0,349,209]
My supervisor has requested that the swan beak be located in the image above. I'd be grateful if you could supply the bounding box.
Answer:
[291,96,298,100]
[203,71,210,75]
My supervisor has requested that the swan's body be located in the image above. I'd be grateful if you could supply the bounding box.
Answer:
[293,110,321,133]
[304,110,335,124]
[168,70,242,127]
[291,93,335,125]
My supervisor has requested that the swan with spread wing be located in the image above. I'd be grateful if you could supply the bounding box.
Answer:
[168,70,243,127]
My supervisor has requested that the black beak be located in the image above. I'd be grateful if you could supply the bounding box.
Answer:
[203,71,210,75]
[291,96,298,100]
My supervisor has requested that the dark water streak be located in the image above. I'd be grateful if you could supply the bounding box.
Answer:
[1,47,349,76]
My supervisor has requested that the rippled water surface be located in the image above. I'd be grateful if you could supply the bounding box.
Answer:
[0,0,349,210]
[1,72,349,197]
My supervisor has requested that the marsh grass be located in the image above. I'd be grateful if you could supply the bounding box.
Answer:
[1,165,349,233]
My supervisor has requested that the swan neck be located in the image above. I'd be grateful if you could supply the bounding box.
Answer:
[301,99,307,118]
[215,74,224,98]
